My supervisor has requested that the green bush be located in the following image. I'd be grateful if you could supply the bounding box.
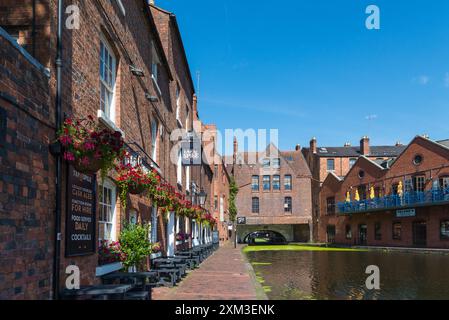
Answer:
[119,223,152,270]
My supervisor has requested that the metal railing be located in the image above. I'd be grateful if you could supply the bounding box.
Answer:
[337,187,449,214]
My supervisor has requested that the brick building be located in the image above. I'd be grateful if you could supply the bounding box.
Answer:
[0,0,223,300]
[319,136,449,248]
[302,136,406,241]
[232,142,313,243]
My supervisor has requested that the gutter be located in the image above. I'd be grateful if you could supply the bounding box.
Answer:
[52,0,64,300]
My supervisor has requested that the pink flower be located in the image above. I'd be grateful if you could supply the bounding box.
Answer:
[84,141,96,151]
[64,152,75,162]
[80,156,90,166]
[59,135,72,146]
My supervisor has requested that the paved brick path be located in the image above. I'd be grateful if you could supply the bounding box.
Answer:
[152,244,262,300]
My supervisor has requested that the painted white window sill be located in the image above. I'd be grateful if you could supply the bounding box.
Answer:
[96,262,123,277]
[97,110,125,138]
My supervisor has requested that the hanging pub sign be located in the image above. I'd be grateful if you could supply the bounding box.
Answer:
[65,165,97,257]
[181,137,202,166]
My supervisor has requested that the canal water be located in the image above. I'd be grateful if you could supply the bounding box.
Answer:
[247,250,449,300]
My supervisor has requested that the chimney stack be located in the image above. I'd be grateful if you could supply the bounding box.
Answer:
[360,136,370,156]
[149,0,155,5]
[233,137,238,164]
[395,141,403,147]
[310,137,317,154]
[295,144,301,151]
[344,142,351,147]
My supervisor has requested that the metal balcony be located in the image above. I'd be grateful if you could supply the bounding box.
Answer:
[337,188,449,214]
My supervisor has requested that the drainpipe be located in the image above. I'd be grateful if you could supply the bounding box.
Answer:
[52,0,64,300]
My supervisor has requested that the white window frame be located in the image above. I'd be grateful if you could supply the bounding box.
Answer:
[98,179,117,243]
[99,37,117,123]
[185,106,190,130]
[177,149,183,185]
[151,118,158,162]
[186,166,191,191]
[220,196,224,222]
[115,0,126,15]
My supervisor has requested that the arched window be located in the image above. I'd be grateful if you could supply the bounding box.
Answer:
[252,197,259,214]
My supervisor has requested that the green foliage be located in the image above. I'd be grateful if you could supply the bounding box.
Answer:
[228,176,239,222]
[119,223,152,270]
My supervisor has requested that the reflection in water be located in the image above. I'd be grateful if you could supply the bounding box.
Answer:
[247,250,449,300]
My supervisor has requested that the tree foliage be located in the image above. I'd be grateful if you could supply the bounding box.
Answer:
[228,176,239,222]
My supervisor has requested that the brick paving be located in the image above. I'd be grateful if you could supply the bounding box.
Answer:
[152,244,262,300]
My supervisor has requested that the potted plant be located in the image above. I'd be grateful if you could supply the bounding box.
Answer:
[58,115,125,178]
[119,223,152,272]
[115,162,160,209]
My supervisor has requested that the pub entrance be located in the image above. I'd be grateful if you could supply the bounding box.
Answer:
[413,221,427,247]
[358,224,367,245]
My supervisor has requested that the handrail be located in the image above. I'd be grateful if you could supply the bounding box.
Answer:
[337,187,449,214]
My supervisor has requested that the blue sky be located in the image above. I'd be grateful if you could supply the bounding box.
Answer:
[158,0,449,153]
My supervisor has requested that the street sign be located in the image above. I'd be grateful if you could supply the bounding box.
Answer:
[65,166,97,257]
[237,217,247,225]
[396,209,416,218]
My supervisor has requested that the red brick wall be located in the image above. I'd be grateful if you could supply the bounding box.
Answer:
[0,32,53,299]
[319,137,449,248]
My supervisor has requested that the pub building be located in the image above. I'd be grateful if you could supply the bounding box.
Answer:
[0,0,223,300]
[319,135,449,248]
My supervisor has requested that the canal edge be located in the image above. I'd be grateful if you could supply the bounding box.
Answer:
[241,245,269,301]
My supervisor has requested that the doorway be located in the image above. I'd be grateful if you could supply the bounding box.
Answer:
[326,225,336,244]
[358,224,368,245]
[413,221,427,247]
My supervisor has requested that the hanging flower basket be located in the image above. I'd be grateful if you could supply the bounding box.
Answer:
[115,163,160,209]
[74,157,102,175]
[58,115,125,178]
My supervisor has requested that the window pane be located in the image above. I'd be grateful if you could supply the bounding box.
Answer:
[263,176,270,190]
[251,176,259,191]
[284,175,292,190]
[272,158,280,168]
[327,159,335,171]
[252,197,259,213]
[441,221,449,239]
[284,197,292,212]
[273,175,280,190]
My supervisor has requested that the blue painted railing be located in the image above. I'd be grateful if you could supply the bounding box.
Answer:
[337,188,449,214]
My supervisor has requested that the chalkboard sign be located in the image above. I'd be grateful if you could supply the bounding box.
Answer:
[65,165,97,257]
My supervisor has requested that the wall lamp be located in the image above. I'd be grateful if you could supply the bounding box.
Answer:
[130,65,145,77]
[145,93,159,103]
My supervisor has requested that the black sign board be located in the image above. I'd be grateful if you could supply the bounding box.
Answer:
[65,165,97,257]
[237,217,247,225]
[181,138,202,166]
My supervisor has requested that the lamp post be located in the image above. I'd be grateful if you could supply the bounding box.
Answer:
[198,189,207,244]
[198,188,207,207]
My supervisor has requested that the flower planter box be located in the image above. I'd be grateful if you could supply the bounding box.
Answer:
[95,262,123,277]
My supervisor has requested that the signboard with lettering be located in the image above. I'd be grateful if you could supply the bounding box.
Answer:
[181,138,202,166]
[237,217,247,225]
[65,166,97,257]
[396,209,416,218]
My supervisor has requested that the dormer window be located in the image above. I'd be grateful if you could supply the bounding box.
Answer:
[262,159,270,168]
